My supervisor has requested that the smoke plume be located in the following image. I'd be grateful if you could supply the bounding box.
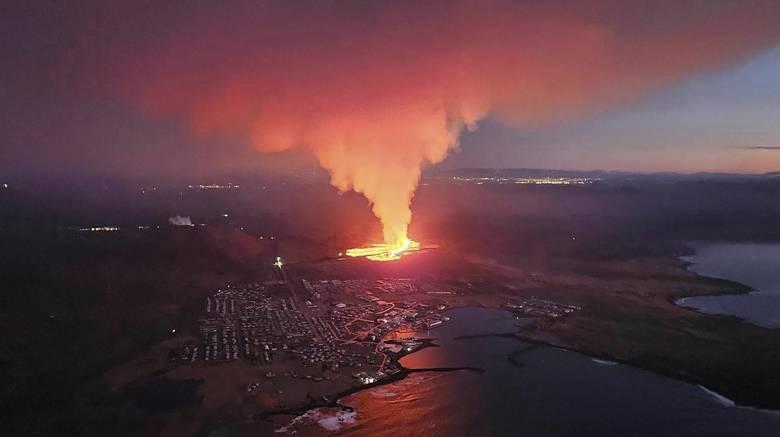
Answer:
[92,0,780,245]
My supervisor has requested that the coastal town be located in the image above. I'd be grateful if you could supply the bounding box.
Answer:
[170,276,453,386]
[503,297,581,318]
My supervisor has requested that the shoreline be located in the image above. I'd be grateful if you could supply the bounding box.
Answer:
[697,385,780,418]
[251,337,485,427]
[667,254,754,304]
[510,329,780,414]
[458,263,780,414]
[269,306,780,435]
[668,248,780,330]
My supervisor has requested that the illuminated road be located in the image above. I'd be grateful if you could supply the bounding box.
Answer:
[276,263,328,346]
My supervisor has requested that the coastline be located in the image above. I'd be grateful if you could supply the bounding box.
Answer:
[669,247,780,330]
[511,328,780,414]
[513,246,780,411]
[667,253,754,305]
[697,385,780,418]
[249,336,485,430]
[269,304,780,435]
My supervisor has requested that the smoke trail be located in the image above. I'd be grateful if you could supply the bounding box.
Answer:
[91,0,780,245]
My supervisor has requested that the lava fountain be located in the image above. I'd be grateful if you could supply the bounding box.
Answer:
[346,237,421,262]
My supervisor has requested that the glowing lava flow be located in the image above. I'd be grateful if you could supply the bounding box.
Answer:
[346,238,421,262]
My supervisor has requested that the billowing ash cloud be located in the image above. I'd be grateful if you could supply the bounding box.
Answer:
[88,0,780,245]
[169,215,194,227]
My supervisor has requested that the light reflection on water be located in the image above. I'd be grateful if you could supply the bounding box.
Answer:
[284,307,780,436]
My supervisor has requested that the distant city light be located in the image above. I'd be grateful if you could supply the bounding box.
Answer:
[188,183,240,190]
[430,176,600,185]
[79,226,120,232]
[274,256,283,268]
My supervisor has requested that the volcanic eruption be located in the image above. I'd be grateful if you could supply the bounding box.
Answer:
[89,1,780,260]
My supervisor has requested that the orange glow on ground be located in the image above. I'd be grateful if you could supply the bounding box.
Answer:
[346,238,421,262]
